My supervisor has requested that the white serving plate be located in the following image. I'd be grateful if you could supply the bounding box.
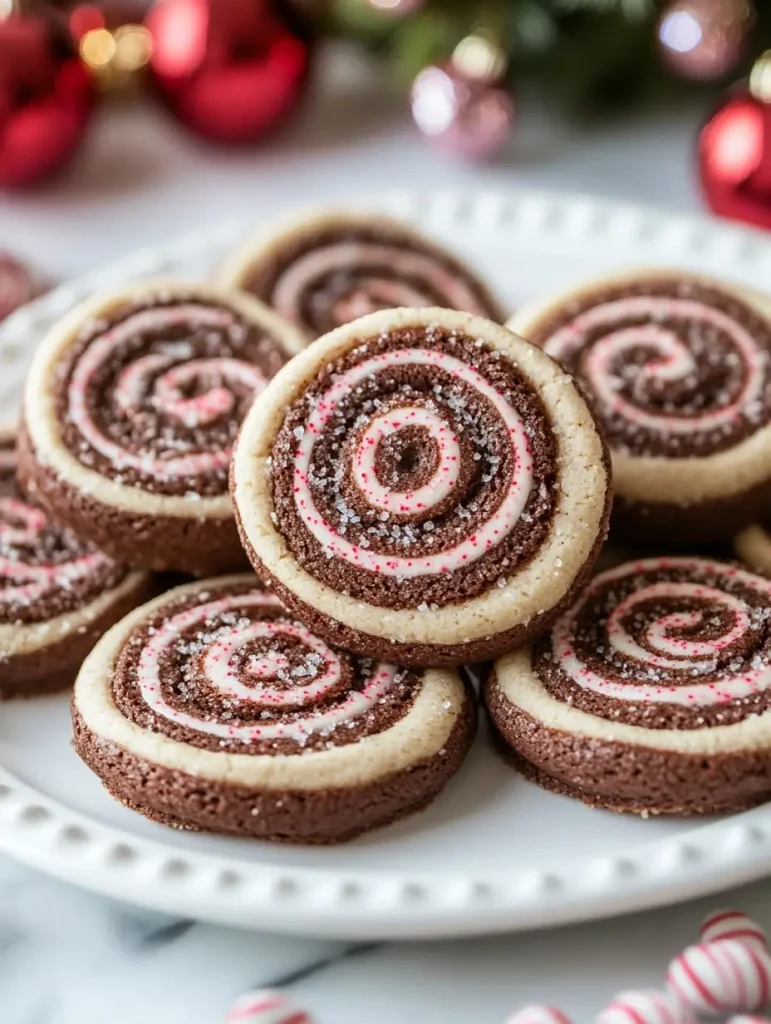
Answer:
[3,189,771,941]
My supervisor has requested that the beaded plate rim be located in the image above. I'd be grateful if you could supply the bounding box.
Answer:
[3,188,771,939]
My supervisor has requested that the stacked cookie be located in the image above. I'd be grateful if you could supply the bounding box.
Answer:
[12,216,512,844]
[10,208,771,844]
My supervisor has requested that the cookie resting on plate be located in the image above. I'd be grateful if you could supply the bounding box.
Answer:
[509,271,771,545]
[18,281,306,576]
[72,575,476,844]
[218,209,506,339]
[0,428,151,698]
[485,557,771,815]
[230,306,611,666]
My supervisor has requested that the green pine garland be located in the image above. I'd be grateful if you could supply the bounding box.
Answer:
[323,0,771,115]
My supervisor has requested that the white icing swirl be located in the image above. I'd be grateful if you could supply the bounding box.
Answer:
[551,558,771,707]
[292,347,533,577]
[68,304,266,482]
[351,405,461,516]
[543,296,767,436]
[136,590,399,743]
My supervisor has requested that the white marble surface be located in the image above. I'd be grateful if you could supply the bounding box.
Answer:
[0,45,765,1024]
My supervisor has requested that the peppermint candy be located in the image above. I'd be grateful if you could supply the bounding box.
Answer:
[597,990,695,1024]
[225,989,315,1024]
[505,1006,574,1024]
[667,939,771,1015]
[701,911,768,951]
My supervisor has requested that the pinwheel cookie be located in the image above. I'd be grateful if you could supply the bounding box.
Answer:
[0,428,150,698]
[218,209,505,339]
[486,557,771,815]
[509,271,771,544]
[72,575,475,844]
[18,282,306,575]
[231,307,611,666]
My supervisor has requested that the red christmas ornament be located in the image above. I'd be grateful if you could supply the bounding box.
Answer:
[411,62,512,161]
[657,0,753,82]
[699,51,771,231]
[145,0,311,145]
[0,6,96,188]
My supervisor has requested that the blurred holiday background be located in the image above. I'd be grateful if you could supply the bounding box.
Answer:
[1,0,771,307]
[4,0,769,303]
[5,5,771,1024]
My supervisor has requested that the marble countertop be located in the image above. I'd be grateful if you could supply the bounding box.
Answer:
[2,858,770,1024]
[0,45,765,1024]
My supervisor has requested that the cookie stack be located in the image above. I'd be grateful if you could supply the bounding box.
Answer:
[8,208,771,844]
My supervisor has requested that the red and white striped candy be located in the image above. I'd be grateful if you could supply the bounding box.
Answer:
[702,912,768,951]
[728,1017,771,1024]
[505,1006,573,1024]
[225,990,315,1024]
[597,990,694,1024]
[667,939,771,1015]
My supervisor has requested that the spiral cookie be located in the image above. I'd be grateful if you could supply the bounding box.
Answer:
[0,428,150,698]
[73,575,475,843]
[509,271,771,544]
[486,556,771,815]
[218,210,505,339]
[18,282,306,575]
[231,307,611,666]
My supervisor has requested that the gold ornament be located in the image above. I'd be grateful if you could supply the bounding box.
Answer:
[79,20,152,94]
[750,50,771,105]
[452,32,507,85]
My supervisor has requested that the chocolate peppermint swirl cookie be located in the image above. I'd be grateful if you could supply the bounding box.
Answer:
[232,307,610,666]
[0,429,150,698]
[509,272,771,544]
[19,282,306,575]
[73,576,475,844]
[486,557,771,815]
[218,210,504,339]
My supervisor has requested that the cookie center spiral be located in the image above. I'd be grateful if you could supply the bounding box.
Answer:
[113,585,421,752]
[59,298,290,497]
[271,327,558,608]
[535,558,771,730]
[532,282,771,458]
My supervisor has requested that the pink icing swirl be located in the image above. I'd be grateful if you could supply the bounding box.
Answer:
[292,347,533,577]
[551,558,771,707]
[0,494,114,609]
[543,296,767,437]
[67,304,266,482]
[351,405,461,517]
[272,241,493,330]
[136,590,399,743]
